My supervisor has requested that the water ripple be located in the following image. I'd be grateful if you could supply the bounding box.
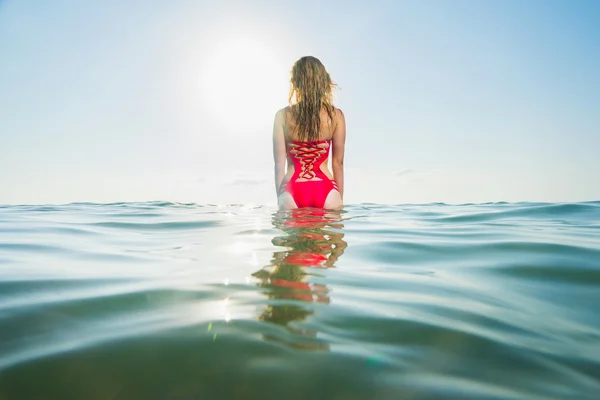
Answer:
[0,202,598,399]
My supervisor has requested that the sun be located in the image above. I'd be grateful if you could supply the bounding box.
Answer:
[199,37,289,133]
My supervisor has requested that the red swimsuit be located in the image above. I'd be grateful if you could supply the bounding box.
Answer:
[281,140,339,208]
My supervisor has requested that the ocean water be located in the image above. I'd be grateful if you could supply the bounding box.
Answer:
[0,201,599,399]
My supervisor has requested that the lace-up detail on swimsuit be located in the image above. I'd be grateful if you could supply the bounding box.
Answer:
[288,141,330,180]
[282,139,338,208]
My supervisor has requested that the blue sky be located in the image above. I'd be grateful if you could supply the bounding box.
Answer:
[1,0,599,205]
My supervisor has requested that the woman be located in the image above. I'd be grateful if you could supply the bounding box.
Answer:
[272,56,346,210]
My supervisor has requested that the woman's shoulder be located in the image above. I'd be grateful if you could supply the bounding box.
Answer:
[273,107,289,124]
[332,107,345,129]
[275,106,294,119]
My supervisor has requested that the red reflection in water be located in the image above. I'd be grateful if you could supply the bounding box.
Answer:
[253,209,347,349]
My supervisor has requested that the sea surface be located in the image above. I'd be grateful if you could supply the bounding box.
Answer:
[0,202,599,399]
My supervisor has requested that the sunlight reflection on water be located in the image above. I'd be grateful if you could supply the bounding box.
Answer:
[0,202,599,399]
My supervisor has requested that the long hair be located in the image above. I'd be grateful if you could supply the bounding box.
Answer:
[288,56,337,142]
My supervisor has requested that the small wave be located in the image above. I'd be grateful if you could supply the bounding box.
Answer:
[430,202,600,223]
[495,264,600,285]
[354,239,600,269]
[89,220,221,231]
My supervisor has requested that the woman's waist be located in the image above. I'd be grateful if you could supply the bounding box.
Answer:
[284,164,335,182]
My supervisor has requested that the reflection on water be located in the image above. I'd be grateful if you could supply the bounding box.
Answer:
[253,209,347,350]
[0,202,599,399]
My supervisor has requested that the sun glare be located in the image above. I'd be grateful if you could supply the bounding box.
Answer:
[199,37,288,133]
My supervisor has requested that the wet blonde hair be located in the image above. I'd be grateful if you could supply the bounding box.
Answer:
[288,56,337,142]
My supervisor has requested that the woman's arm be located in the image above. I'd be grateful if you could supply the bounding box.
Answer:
[331,109,346,198]
[272,109,287,195]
